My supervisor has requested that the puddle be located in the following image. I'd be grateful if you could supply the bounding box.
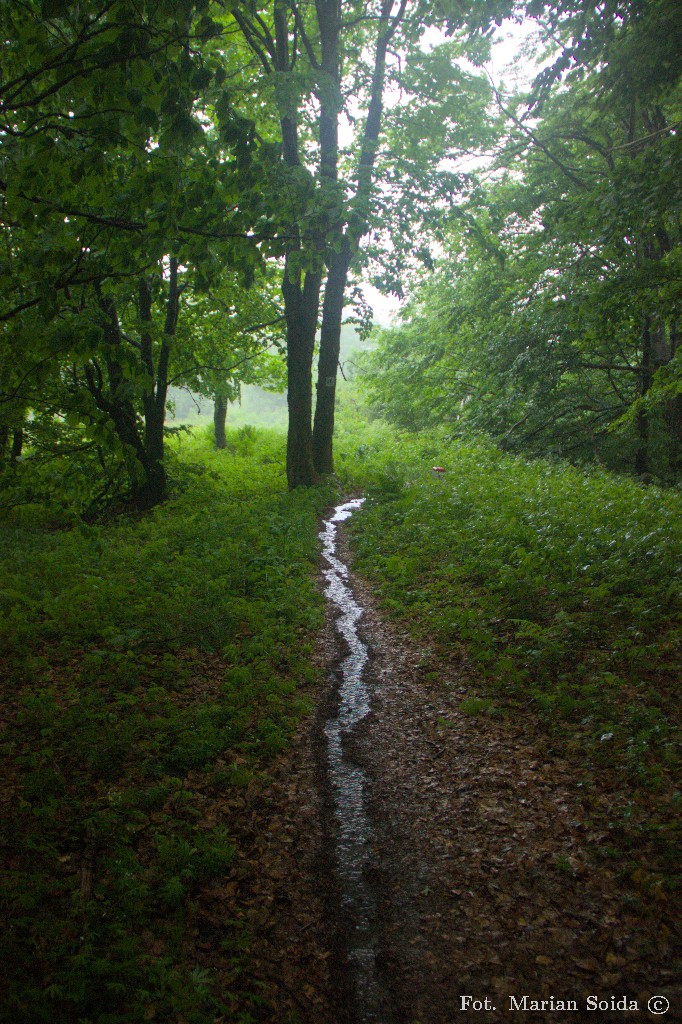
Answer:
[320,499,390,1023]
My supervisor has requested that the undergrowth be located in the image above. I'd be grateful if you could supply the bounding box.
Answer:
[0,427,333,1024]
[336,422,682,887]
[3,410,681,1019]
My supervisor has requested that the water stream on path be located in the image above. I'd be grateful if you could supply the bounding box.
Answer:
[320,499,390,1024]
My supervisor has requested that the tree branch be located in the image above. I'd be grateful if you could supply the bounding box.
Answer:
[488,73,588,190]
[231,9,273,73]
[293,3,320,69]
[167,345,278,387]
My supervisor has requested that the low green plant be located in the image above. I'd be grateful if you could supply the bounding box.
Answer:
[0,427,333,1024]
[340,421,681,881]
[459,696,494,716]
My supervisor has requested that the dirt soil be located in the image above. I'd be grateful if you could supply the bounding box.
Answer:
[219,512,681,1024]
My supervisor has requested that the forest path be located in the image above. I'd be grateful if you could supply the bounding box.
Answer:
[315,500,678,1024]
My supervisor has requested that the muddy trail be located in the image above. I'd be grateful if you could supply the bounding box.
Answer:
[224,499,680,1024]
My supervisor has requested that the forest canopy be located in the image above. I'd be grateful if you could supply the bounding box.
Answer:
[1,0,681,513]
[1,7,681,1021]
[358,0,682,480]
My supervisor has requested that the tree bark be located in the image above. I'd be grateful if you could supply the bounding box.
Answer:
[88,293,148,498]
[232,0,405,485]
[312,0,405,473]
[313,242,350,474]
[635,315,652,476]
[87,272,175,512]
[311,0,345,476]
[666,320,681,475]
[0,421,24,472]
[283,259,321,488]
[315,0,341,183]
[214,394,228,448]
[0,423,8,473]
[273,2,322,487]
[137,258,178,508]
[137,277,164,508]
[11,426,23,462]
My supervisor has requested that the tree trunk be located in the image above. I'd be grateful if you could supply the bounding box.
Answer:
[88,293,148,499]
[313,243,351,474]
[667,320,681,476]
[11,426,23,462]
[136,259,179,509]
[310,1,344,476]
[312,1,403,473]
[139,405,166,509]
[635,316,652,476]
[137,278,164,509]
[0,419,23,471]
[0,423,9,473]
[283,261,321,488]
[669,392,682,477]
[214,394,228,448]
[232,0,403,486]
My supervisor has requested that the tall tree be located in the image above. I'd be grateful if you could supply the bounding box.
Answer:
[358,0,682,477]
[0,0,265,507]
[225,0,512,484]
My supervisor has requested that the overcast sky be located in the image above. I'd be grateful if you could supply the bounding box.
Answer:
[361,16,543,326]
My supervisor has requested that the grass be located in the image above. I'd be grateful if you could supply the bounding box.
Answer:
[0,427,333,1024]
[336,421,682,887]
[2,411,681,1020]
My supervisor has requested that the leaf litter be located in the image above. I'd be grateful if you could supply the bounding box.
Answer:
[302,512,682,1023]
[5,506,678,1023]
[195,505,675,1024]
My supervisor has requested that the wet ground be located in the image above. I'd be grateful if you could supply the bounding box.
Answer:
[320,499,389,1022]
[316,500,681,1024]
[211,500,680,1024]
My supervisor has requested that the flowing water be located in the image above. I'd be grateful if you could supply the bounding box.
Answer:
[320,499,390,1023]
